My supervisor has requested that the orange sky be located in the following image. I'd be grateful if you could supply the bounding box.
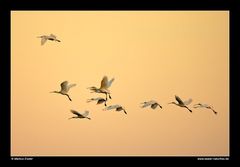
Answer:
[11,11,229,156]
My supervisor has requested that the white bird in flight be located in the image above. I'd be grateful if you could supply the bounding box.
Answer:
[168,95,193,113]
[140,100,162,109]
[88,76,114,101]
[37,34,61,45]
[50,81,76,101]
[69,110,91,120]
[86,97,107,106]
[103,104,127,114]
[193,103,217,115]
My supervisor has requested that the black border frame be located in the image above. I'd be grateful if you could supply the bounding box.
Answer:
[1,0,238,161]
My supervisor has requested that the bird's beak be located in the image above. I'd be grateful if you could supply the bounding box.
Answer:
[168,102,173,104]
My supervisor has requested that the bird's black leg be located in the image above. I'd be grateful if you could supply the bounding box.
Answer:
[109,94,112,99]
[105,93,108,101]
[104,93,108,106]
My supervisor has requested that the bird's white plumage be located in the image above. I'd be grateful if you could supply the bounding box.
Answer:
[41,38,47,45]
[141,102,152,108]
[194,103,209,108]
[50,34,56,38]
[70,110,90,118]
[100,76,114,89]
[82,111,89,117]
[60,81,76,93]
[38,34,60,45]
[92,97,104,101]
[107,78,115,88]
[87,97,105,102]
[140,100,158,108]
[103,104,126,114]
[103,104,121,110]
[100,76,108,89]
[68,83,77,89]
[184,98,192,105]
[60,81,69,92]
[193,103,217,114]
[169,95,192,112]
[70,109,81,116]
[88,76,114,101]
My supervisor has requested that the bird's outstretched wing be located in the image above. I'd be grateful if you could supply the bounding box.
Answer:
[60,81,69,92]
[82,111,89,117]
[68,83,76,90]
[70,110,81,116]
[50,34,56,38]
[193,103,202,108]
[184,98,192,105]
[103,105,120,110]
[141,100,157,107]
[149,100,157,104]
[100,76,108,89]
[106,78,114,88]
[175,95,184,105]
[41,38,47,45]
[151,103,159,109]
[141,102,152,108]
[87,97,104,102]
[193,103,208,108]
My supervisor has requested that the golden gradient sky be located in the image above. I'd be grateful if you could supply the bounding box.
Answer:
[11,11,229,156]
